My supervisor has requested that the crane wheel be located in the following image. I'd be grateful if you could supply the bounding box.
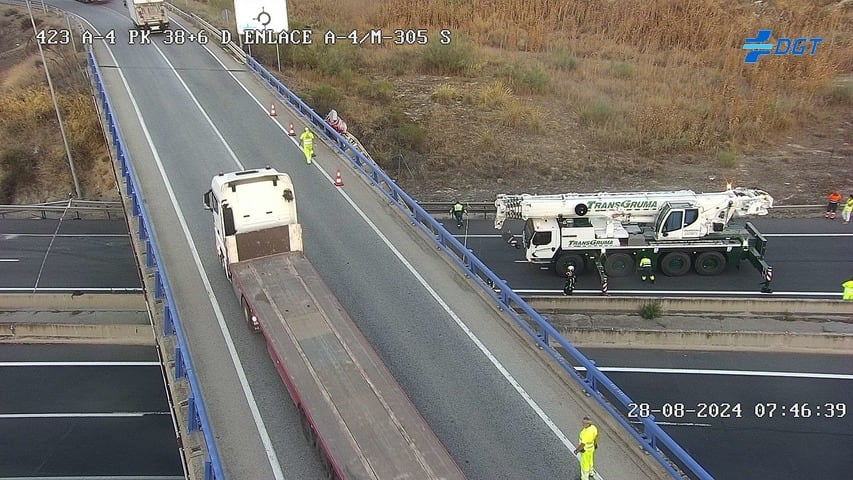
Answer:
[694,251,727,276]
[555,254,585,276]
[604,253,635,277]
[660,252,691,276]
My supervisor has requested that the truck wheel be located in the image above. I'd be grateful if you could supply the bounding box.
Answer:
[555,254,584,276]
[604,253,635,277]
[241,298,254,330]
[660,252,691,276]
[694,251,726,276]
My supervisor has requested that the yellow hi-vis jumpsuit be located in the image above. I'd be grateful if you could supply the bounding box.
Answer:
[639,256,654,282]
[299,129,314,164]
[843,279,853,301]
[578,424,598,480]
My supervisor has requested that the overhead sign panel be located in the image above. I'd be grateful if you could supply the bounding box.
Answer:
[234,0,288,34]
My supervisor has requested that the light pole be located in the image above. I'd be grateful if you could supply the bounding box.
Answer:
[25,0,82,199]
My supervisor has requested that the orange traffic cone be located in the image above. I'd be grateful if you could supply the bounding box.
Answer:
[269,104,277,116]
[334,169,344,187]
[288,123,295,136]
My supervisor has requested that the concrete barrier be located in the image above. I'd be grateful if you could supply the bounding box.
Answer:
[524,296,853,317]
[557,328,853,354]
[0,323,154,345]
[0,293,146,311]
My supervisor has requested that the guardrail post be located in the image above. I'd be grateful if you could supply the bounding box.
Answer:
[584,361,598,393]
[154,271,164,300]
[145,240,155,268]
[138,217,147,241]
[163,303,175,336]
[187,394,200,432]
[174,345,186,379]
[204,459,214,480]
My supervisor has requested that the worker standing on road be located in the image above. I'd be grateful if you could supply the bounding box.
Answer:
[299,127,314,165]
[563,265,576,295]
[450,201,466,229]
[843,194,853,224]
[825,191,842,220]
[573,416,599,480]
[843,277,853,300]
[639,256,655,283]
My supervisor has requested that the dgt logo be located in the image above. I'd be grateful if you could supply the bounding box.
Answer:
[742,30,823,64]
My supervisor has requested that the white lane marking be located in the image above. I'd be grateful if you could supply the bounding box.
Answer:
[103,43,285,480]
[0,412,169,418]
[0,259,20,262]
[186,23,594,470]
[513,289,841,296]
[0,362,160,367]
[577,367,853,380]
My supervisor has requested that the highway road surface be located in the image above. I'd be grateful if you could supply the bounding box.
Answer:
[65,3,671,480]
[0,218,140,292]
[577,348,853,480]
[454,217,852,299]
[0,343,183,479]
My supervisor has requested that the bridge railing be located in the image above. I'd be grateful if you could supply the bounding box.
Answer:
[86,47,223,480]
[245,55,711,479]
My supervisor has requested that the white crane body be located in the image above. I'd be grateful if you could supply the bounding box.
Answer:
[494,187,774,292]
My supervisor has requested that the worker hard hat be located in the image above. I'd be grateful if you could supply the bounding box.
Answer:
[304,127,310,132]
[567,265,575,271]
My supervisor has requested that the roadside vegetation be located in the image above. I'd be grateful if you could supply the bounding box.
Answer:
[188,0,852,202]
[0,7,116,203]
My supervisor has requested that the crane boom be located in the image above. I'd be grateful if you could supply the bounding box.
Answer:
[494,187,773,229]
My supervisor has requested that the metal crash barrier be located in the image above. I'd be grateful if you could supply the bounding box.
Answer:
[86,48,224,480]
[247,56,713,479]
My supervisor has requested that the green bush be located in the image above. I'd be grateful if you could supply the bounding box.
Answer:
[639,300,663,320]
[549,47,579,71]
[577,98,613,126]
[822,84,852,106]
[0,148,37,203]
[612,61,636,79]
[715,149,737,168]
[419,39,473,75]
[502,64,550,94]
[359,80,394,102]
[307,84,345,118]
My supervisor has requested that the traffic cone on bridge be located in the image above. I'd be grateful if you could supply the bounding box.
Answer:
[269,104,277,116]
[288,123,295,136]
[334,169,344,187]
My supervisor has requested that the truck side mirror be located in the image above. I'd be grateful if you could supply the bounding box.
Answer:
[203,190,212,210]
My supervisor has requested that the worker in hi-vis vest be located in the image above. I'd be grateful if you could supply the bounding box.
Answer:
[639,256,655,283]
[573,416,599,480]
[843,277,853,301]
[299,127,314,164]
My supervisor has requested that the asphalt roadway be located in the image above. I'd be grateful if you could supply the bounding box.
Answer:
[455,217,853,298]
[0,219,140,292]
[577,349,853,480]
[0,343,183,479]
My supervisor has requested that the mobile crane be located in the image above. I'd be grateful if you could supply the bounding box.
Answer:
[494,186,774,292]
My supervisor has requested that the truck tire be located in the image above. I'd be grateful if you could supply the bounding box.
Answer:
[555,254,585,276]
[694,251,726,276]
[241,297,254,330]
[660,252,691,276]
[604,253,635,277]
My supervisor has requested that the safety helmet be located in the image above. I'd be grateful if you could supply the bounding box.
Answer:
[567,265,575,271]
[304,127,310,132]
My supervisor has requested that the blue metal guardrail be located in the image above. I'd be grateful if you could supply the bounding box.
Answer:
[247,55,713,480]
[87,48,224,480]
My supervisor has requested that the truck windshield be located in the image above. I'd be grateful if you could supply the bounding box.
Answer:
[663,210,683,233]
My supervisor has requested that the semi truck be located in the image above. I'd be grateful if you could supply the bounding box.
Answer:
[494,186,775,292]
[125,0,168,32]
[203,168,465,480]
